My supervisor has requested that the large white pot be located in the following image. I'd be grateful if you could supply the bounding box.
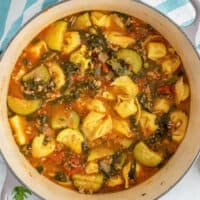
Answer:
[0,0,199,199]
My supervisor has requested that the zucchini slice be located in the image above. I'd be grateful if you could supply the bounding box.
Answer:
[117,49,143,74]
[51,109,68,129]
[22,64,50,83]
[9,115,27,145]
[48,62,65,89]
[72,174,104,193]
[44,20,67,51]
[51,109,80,130]
[56,128,84,154]
[32,134,55,158]
[133,141,163,167]
[7,96,42,116]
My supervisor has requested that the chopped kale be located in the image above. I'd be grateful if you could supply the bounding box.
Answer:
[129,160,136,179]
[115,12,133,31]
[99,157,116,178]
[165,75,178,85]
[22,57,29,66]
[21,143,32,156]
[36,114,48,132]
[23,79,55,99]
[36,165,44,174]
[107,58,132,77]
[145,113,170,144]
[79,29,108,52]
[137,92,153,112]
[61,61,79,77]
[54,172,68,182]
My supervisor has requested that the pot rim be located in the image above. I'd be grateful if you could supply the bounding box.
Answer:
[0,0,199,199]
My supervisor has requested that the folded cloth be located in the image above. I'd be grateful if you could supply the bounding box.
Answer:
[0,0,199,52]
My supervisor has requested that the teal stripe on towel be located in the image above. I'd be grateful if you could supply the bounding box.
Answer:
[156,0,189,13]
[1,15,23,51]
[24,0,38,10]
[42,0,60,10]
[0,0,11,39]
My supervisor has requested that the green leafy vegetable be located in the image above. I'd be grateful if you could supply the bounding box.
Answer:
[12,186,32,200]
[54,172,68,182]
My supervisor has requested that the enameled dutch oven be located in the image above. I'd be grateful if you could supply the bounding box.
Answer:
[0,0,200,199]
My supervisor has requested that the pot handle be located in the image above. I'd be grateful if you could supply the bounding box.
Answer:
[181,0,200,46]
[1,168,20,200]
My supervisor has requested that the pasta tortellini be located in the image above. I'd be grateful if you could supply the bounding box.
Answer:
[82,111,112,141]
[170,110,188,142]
[139,110,158,136]
[175,77,190,104]
[114,96,137,118]
[111,76,139,96]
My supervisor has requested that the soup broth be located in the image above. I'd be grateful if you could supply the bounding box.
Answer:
[7,11,190,194]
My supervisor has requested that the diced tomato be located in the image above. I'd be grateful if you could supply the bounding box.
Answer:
[63,153,84,176]
[46,150,65,165]
[158,85,173,95]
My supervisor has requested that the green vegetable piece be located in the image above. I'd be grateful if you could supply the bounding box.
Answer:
[88,147,114,161]
[72,174,104,193]
[54,172,68,182]
[44,21,67,51]
[133,141,163,167]
[12,186,32,200]
[113,152,127,170]
[48,62,65,89]
[36,165,44,174]
[51,110,80,130]
[7,96,42,116]
[56,128,84,154]
[32,134,55,158]
[117,49,143,74]
[51,109,68,129]
[22,65,50,83]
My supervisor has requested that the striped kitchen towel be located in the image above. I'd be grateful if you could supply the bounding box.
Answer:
[0,0,200,54]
